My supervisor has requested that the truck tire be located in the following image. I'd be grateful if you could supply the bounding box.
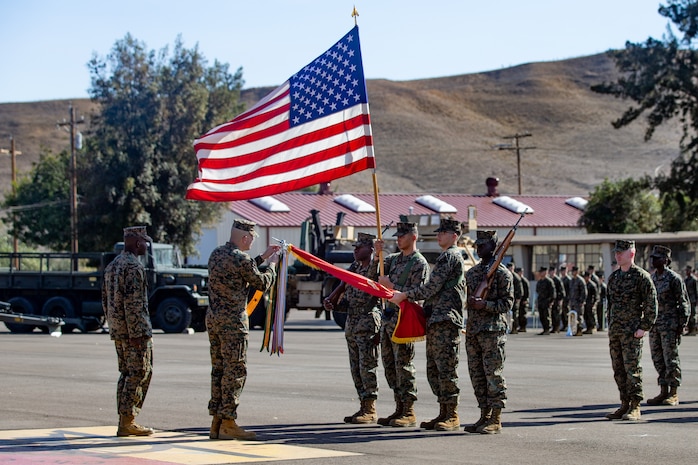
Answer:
[332,310,347,330]
[4,297,37,333]
[42,296,76,333]
[154,298,192,333]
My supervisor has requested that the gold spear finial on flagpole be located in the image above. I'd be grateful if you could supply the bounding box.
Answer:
[352,6,359,26]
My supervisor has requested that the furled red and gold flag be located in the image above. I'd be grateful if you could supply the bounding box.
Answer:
[288,245,425,342]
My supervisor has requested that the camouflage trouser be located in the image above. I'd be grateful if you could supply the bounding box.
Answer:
[518,301,529,330]
[207,321,248,420]
[465,330,507,409]
[609,331,644,401]
[537,301,551,331]
[115,338,153,417]
[381,313,417,402]
[560,302,569,331]
[426,320,460,405]
[584,303,597,331]
[551,301,561,332]
[346,312,380,400]
[649,328,682,387]
[596,304,606,330]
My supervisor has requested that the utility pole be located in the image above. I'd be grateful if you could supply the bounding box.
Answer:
[1,136,22,255]
[496,132,535,195]
[57,105,84,255]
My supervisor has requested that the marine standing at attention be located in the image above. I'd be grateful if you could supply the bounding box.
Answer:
[390,217,466,432]
[207,219,279,440]
[535,267,555,335]
[102,226,155,437]
[375,222,430,427]
[605,240,657,421]
[325,233,382,425]
[646,245,690,407]
[463,230,514,434]
[684,265,698,336]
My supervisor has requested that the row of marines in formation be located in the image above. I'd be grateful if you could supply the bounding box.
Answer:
[101,218,691,439]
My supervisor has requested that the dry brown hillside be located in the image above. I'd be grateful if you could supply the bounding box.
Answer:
[0,53,682,200]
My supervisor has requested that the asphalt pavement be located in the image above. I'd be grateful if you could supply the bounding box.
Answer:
[1,310,697,465]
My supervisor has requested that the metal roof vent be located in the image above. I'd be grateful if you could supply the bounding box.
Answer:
[565,197,588,211]
[249,196,291,212]
[415,195,457,213]
[334,194,376,213]
[492,196,534,214]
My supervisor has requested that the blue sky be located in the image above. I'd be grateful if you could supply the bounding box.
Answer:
[1,0,674,103]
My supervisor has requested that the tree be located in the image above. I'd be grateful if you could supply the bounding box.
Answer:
[79,34,245,254]
[591,0,698,230]
[2,150,72,250]
[579,177,662,233]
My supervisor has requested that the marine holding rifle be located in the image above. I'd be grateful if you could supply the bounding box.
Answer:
[463,230,514,434]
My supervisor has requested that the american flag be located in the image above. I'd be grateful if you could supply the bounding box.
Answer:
[186,26,375,202]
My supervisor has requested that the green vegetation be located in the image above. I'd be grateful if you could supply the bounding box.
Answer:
[592,0,698,232]
[3,34,245,254]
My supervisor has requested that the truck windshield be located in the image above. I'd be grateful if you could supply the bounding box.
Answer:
[152,247,178,268]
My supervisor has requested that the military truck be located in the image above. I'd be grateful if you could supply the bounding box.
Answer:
[0,242,208,334]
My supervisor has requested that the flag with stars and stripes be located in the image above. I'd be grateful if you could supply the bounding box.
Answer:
[186,26,374,202]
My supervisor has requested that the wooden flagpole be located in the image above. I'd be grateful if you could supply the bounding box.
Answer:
[352,6,385,277]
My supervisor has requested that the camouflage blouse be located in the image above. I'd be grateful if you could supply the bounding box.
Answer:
[607,263,657,335]
[405,245,466,327]
[652,268,690,331]
[465,261,514,333]
[207,241,276,333]
[102,251,152,341]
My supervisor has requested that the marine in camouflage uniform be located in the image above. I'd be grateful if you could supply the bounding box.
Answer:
[647,245,690,406]
[326,232,382,424]
[375,222,429,427]
[535,267,555,335]
[207,219,279,440]
[568,266,587,336]
[605,240,657,421]
[390,217,466,432]
[596,274,608,331]
[582,271,598,334]
[684,265,698,335]
[548,267,565,334]
[506,262,523,334]
[102,226,154,437]
[516,267,530,332]
[559,266,571,332]
[464,230,514,435]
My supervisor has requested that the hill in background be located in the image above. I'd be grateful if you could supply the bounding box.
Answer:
[0,53,682,200]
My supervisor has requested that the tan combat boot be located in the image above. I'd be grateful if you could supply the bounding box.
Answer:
[662,386,679,406]
[434,403,460,431]
[218,419,256,440]
[605,399,630,420]
[464,407,492,433]
[352,399,377,424]
[420,403,446,430]
[622,399,641,421]
[476,408,502,434]
[344,403,363,423]
[377,396,402,426]
[117,414,154,437]
[209,415,222,439]
[390,400,417,427]
[646,385,668,406]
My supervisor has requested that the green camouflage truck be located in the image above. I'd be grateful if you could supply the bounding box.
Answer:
[0,242,209,334]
